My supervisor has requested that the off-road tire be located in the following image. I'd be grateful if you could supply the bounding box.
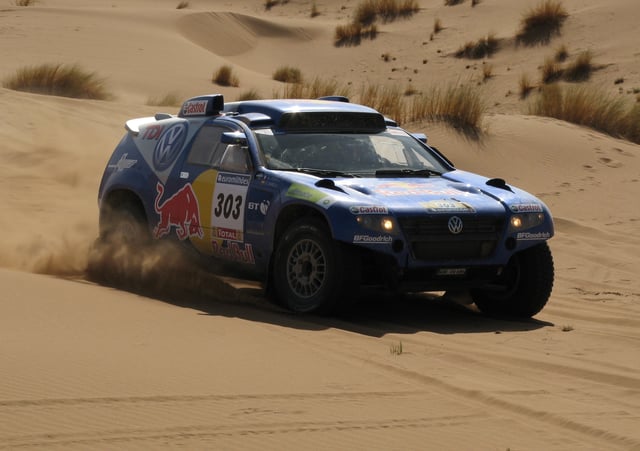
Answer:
[273,219,360,314]
[471,242,554,318]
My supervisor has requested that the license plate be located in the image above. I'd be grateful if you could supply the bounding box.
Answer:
[436,268,467,276]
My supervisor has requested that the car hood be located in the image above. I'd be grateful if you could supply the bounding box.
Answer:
[332,172,529,215]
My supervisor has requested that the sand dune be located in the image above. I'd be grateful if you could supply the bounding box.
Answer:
[1,0,639,448]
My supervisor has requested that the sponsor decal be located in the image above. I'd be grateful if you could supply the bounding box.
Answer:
[212,172,250,233]
[350,205,389,215]
[421,200,475,213]
[212,241,255,264]
[107,153,137,172]
[153,182,203,240]
[510,203,543,213]
[517,231,551,240]
[142,124,165,140]
[286,183,336,209]
[376,182,463,197]
[353,234,393,244]
[217,172,250,186]
[447,216,464,234]
[249,200,271,215]
[214,227,243,242]
[153,123,188,171]
[182,100,208,116]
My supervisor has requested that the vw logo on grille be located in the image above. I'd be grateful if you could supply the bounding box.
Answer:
[448,216,464,234]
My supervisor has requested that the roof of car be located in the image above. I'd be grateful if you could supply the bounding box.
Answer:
[223,99,379,121]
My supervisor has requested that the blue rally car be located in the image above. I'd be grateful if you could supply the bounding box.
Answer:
[97,94,554,317]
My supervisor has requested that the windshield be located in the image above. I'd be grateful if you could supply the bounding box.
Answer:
[254,129,449,176]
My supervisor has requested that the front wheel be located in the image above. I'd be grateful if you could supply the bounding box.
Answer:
[272,219,360,314]
[471,242,554,318]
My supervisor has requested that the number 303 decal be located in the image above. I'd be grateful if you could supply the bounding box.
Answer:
[214,193,243,220]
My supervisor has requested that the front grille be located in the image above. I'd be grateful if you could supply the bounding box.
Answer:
[398,215,503,261]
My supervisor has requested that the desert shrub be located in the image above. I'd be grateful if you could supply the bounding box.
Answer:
[555,43,569,61]
[212,65,239,87]
[540,56,563,83]
[335,23,363,46]
[519,73,535,98]
[482,63,493,81]
[273,66,303,84]
[433,17,443,34]
[310,2,320,17]
[529,84,640,143]
[146,92,181,107]
[455,33,499,59]
[176,1,189,9]
[517,0,568,45]
[444,0,464,5]
[274,77,351,99]
[563,50,593,82]
[2,63,110,100]
[236,89,262,101]
[471,0,480,6]
[359,84,405,123]
[354,0,378,25]
[14,0,37,5]
[409,82,486,132]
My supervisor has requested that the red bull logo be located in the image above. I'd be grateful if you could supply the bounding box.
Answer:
[153,182,204,240]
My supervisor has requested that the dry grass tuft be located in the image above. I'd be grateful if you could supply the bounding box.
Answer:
[409,82,486,133]
[236,89,262,101]
[360,84,405,122]
[14,0,37,5]
[563,50,594,82]
[146,92,181,107]
[310,1,320,17]
[273,66,303,84]
[481,63,493,81]
[555,43,569,62]
[274,77,351,99]
[540,56,563,84]
[433,17,443,34]
[444,0,464,5]
[455,33,499,59]
[212,65,239,87]
[335,0,417,46]
[519,73,535,99]
[530,84,640,144]
[2,63,110,100]
[517,0,568,45]
[176,1,189,9]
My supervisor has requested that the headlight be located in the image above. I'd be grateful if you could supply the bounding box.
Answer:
[509,213,545,232]
[356,215,396,233]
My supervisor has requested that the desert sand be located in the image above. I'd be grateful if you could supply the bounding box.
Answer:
[1,0,639,449]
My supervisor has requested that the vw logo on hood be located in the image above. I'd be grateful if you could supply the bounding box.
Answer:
[448,216,464,234]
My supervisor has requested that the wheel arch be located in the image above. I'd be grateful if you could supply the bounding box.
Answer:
[99,189,149,238]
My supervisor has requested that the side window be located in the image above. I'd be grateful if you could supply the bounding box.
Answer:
[219,144,252,174]
[187,125,229,166]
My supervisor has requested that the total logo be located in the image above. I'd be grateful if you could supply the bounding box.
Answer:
[153,123,188,171]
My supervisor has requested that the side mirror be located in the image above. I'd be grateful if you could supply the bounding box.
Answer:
[411,133,428,144]
[221,131,247,145]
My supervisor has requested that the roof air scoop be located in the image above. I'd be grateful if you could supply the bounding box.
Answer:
[486,178,513,192]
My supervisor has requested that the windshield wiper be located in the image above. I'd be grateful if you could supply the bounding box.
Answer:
[375,168,442,177]
[280,167,358,178]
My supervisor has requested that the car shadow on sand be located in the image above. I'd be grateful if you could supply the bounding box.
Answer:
[85,241,553,337]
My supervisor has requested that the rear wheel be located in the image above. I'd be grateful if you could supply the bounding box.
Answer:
[273,219,360,314]
[87,200,150,285]
[471,242,554,318]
